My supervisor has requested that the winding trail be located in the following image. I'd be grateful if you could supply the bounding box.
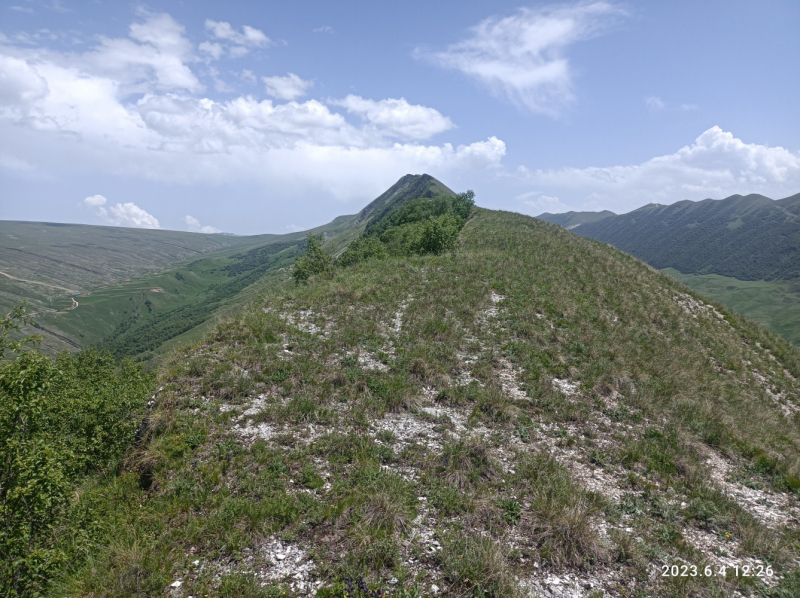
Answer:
[0,270,79,293]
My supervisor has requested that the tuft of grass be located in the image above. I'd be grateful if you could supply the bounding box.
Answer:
[515,451,607,567]
[438,532,522,598]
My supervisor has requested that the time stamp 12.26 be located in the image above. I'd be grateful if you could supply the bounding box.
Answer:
[662,564,773,578]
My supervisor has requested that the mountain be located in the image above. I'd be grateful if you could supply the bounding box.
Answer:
[569,193,800,281]
[26,205,800,597]
[536,210,616,229]
[0,174,454,358]
[540,193,800,345]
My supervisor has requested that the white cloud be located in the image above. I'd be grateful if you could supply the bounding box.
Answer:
[205,19,271,51]
[416,2,624,115]
[0,14,505,205]
[646,96,665,110]
[185,215,221,233]
[520,127,800,213]
[107,202,160,228]
[0,55,48,107]
[198,41,224,60]
[516,191,570,214]
[263,73,313,101]
[82,194,107,207]
[80,194,160,228]
[330,95,454,140]
[313,26,334,34]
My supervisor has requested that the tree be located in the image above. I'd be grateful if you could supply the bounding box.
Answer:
[292,233,334,283]
[452,190,476,221]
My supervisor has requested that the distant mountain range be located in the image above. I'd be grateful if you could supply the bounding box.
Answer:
[538,193,800,281]
[535,210,616,229]
[537,192,800,344]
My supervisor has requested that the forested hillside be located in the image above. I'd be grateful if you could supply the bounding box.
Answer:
[567,193,800,281]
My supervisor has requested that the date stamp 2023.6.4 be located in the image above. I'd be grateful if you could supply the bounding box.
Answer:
[661,563,774,579]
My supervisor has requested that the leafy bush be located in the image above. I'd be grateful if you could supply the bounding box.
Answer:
[411,212,463,255]
[452,190,476,221]
[293,233,334,283]
[336,235,389,268]
[0,306,153,596]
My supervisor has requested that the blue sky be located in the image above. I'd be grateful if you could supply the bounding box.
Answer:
[1,0,799,234]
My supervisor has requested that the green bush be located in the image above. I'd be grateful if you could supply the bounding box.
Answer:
[0,306,153,596]
[336,235,389,267]
[293,233,334,283]
[411,212,464,255]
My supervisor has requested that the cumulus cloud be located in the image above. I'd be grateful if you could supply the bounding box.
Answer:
[330,95,454,140]
[82,194,107,207]
[646,96,665,110]
[0,13,505,205]
[205,19,271,57]
[263,73,313,101]
[520,127,800,214]
[81,195,160,228]
[416,2,624,115]
[107,202,161,228]
[83,12,201,93]
[185,215,221,233]
[0,55,49,107]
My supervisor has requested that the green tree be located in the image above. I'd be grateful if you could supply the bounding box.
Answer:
[452,190,476,221]
[292,233,334,283]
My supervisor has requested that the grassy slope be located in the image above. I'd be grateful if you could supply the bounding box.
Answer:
[54,209,800,598]
[664,269,800,346]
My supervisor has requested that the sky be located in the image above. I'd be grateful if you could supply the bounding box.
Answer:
[1,0,799,235]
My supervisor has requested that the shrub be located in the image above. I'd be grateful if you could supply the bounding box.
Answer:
[336,236,389,267]
[293,232,334,283]
[411,213,463,255]
[0,306,153,596]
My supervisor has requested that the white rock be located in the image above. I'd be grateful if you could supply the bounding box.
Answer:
[170,580,182,588]
[430,584,440,594]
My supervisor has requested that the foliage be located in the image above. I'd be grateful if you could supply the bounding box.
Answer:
[410,212,463,255]
[0,306,153,596]
[337,236,389,268]
[293,233,334,284]
[452,190,476,221]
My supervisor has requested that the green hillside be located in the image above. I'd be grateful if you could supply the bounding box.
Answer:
[536,210,616,229]
[17,206,799,597]
[570,193,800,281]
[1,175,454,359]
[541,194,800,345]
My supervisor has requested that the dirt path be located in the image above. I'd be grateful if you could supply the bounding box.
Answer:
[0,270,79,293]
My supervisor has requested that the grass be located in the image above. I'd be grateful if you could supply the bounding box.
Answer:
[34,208,800,597]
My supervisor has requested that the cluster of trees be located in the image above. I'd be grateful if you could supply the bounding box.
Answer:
[293,191,475,283]
[0,305,153,595]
